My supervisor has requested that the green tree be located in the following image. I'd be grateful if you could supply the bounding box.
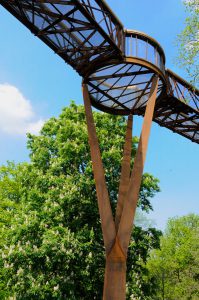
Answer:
[147,214,199,300]
[1,103,161,299]
[0,162,26,299]
[177,0,199,86]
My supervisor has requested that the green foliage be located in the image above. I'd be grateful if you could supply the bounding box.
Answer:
[177,0,199,86]
[0,162,26,299]
[147,214,199,300]
[1,103,161,299]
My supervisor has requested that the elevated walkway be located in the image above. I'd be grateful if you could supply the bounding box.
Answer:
[1,0,199,143]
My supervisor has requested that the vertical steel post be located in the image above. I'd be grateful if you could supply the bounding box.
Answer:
[103,236,126,300]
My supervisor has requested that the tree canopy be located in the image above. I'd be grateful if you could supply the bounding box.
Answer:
[0,103,161,299]
[0,162,26,299]
[147,214,199,300]
[177,0,199,86]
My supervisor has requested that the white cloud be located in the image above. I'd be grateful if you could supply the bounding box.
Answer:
[0,83,44,135]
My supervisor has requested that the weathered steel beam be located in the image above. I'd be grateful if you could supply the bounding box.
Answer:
[117,75,159,254]
[82,83,116,254]
[115,115,133,232]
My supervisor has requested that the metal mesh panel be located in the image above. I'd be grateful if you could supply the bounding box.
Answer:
[154,93,199,143]
[87,63,164,114]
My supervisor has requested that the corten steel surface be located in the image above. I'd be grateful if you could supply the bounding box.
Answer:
[117,75,159,254]
[115,114,133,232]
[83,83,116,253]
[83,76,159,299]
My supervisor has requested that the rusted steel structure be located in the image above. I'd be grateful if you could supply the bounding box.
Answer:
[1,0,198,299]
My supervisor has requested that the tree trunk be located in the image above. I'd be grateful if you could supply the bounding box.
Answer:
[103,238,127,300]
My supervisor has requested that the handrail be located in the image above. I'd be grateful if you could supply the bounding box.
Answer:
[124,30,166,74]
[98,0,124,28]
[166,69,199,111]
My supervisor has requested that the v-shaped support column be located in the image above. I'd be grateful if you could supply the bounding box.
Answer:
[82,75,159,300]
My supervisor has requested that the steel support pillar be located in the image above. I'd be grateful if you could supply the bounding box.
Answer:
[115,114,133,232]
[82,75,159,300]
[117,75,159,255]
[82,84,116,253]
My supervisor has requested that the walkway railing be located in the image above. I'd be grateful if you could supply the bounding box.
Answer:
[125,30,165,74]
[167,69,199,111]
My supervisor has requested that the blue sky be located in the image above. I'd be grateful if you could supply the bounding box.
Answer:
[0,0,198,230]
